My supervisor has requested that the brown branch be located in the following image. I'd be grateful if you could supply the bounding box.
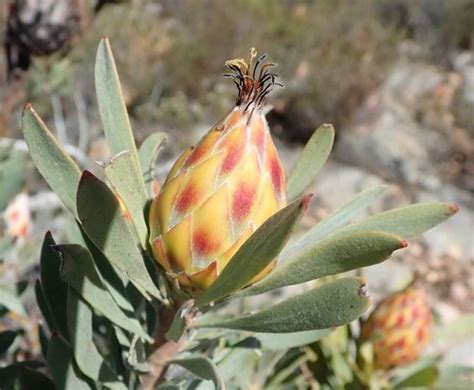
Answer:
[140,303,182,390]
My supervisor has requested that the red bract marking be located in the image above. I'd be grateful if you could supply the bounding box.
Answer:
[270,155,283,193]
[395,313,405,327]
[393,337,406,350]
[193,229,220,256]
[232,182,256,222]
[412,306,421,319]
[185,143,209,167]
[221,144,243,174]
[175,183,198,214]
[416,327,425,342]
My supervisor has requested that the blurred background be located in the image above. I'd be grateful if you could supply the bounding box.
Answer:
[0,0,473,375]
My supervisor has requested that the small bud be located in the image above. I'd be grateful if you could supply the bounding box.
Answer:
[149,49,287,293]
[360,286,432,369]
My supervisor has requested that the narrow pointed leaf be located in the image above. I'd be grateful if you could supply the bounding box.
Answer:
[38,325,49,359]
[58,244,152,342]
[67,288,125,388]
[242,231,405,296]
[165,301,194,342]
[0,362,52,390]
[338,202,459,238]
[287,124,335,200]
[21,105,81,218]
[171,357,224,390]
[196,196,310,307]
[0,287,25,316]
[35,280,55,332]
[70,222,135,313]
[105,150,148,247]
[194,277,370,333]
[20,367,56,390]
[283,184,387,256]
[138,132,167,194]
[40,232,69,339]
[95,38,141,171]
[47,334,90,390]
[76,171,162,300]
[127,336,150,373]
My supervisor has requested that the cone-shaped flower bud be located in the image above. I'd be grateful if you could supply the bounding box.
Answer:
[149,49,287,293]
[361,286,432,369]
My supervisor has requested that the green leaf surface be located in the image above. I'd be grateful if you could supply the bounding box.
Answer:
[390,356,439,388]
[287,124,335,200]
[95,38,141,171]
[195,196,310,307]
[47,334,90,390]
[40,232,69,339]
[283,184,386,256]
[35,280,56,332]
[194,277,370,333]
[21,105,81,218]
[0,148,27,211]
[58,244,152,342]
[338,202,458,239]
[166,301,194,342]
[80,227,136,314]
[0,330,20,355]
[38,325,49,359]
[171,357,224,390]
[394,366,438,388]
[241,231,405,296]
[19,367,56,390]
[105,150,148,247]
[0,286,26,317]
[0,362,52,390]
[76,171,162,300]
[138,132,167,194]
[67,288,125,388]
[251,329,330,350]
[127,336,150,373]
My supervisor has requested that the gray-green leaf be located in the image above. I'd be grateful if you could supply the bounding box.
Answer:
[171,357,224,390]
[58,244,152,342]
[105,150,148,247]
[76,171,162,300]
[67,288,125,388]
[47,334,90,390]
[22,105,81,218]
[338,202,458,239]
[287,124,334,200]
[241,231,405,296]
[40,232,69,339]
[95,38,139,161]
[193,277,370,333]
[138,132,167,195]
[283,184,387,256]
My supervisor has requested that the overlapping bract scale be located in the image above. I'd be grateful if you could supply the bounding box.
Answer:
[149,107,287,291]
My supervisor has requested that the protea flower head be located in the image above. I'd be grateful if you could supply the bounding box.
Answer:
[360,285,432,369]
[149,48,286,293]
